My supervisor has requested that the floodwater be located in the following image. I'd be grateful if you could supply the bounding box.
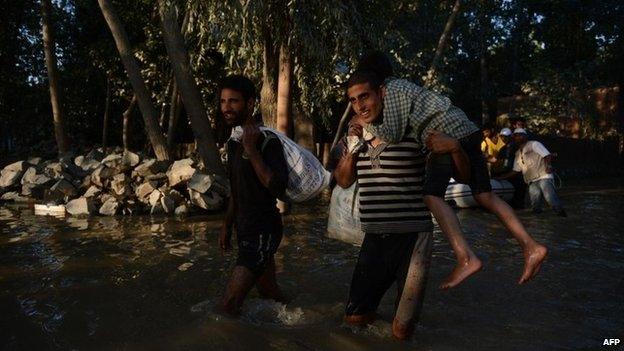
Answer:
[1,179,623,351]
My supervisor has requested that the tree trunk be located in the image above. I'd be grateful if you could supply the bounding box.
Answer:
[123,95,137,151]
[41,0,69,154]
[331,103,352,149]
[479,3,490,126]
[167,82,180,151]
[425,0,462,87]
[160,75,174,128]
[102,75,111,153]
[158,0,224,176]
[276,43,293,137]
[98,0,170,160]
[261,36,279,128]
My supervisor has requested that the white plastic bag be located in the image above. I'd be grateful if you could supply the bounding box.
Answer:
[326,183,364,246]
[230,126,331,202]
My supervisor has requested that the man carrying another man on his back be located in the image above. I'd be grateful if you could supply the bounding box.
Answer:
[334,70,472,340]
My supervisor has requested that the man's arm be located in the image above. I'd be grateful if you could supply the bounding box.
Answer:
[334,148,358,188]
[334,122,363,188]
[425,130,470,183]
[219,196,235,252]
[242,123,288,198]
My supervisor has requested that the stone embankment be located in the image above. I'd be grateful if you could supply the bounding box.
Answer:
[0,148,229,216]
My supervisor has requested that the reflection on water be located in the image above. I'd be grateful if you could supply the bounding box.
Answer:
[1,180,623,350]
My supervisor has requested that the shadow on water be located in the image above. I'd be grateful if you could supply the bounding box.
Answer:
[1,179,623,350]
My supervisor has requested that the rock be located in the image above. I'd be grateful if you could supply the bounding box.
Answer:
[135,182,157,203]
[174,204,189,216]
[99,198,119,216]
[20,167,37,185]
[177,262,193,271]
[27,157,43,166]
[132,159,155,178]
[121,151,141,168]
[187,173,214,193]
[148,189,162,207]
[132,159,170,178]
[188,189,223,210]
[3,161,27,173]
[145,173,168,182]
[50,179,77,198]
[167,159,196,187]
[76,155,101,172]
[0,169,23,188]
[83,185,101,198]
[66,197,95,216]
[110,174,130,196]
[44,162,63,178]
[21,183,35,196]
[74,155,85,167]
[1,191,29,202]
[161,193,175,213]
[91,166,115,188]
[79,176,92,190]
[100,193,114,204]
[101,154,122,168]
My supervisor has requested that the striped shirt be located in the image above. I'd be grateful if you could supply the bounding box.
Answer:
[365,78,479,145]
[356,138,432,234]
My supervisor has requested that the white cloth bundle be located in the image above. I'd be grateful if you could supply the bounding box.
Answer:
[230,126,331,202]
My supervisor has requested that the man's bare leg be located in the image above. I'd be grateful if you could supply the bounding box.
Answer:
[219,266,257,316]
[424,195,482,289]
[256,257,288,303]
[473,191,548,284]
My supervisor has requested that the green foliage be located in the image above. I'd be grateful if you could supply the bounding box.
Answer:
[1,0,623,157]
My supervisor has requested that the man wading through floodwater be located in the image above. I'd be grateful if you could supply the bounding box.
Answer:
[334,70,472,339]
[217,75,288,315]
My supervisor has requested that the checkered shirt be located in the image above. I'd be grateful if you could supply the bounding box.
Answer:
[365,78,478,145]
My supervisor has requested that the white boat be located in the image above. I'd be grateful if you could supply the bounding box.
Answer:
[444,178,514,208]
[326,179,515,245]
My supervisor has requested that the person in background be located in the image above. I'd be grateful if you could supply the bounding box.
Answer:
[481,125,507,174]
[493,128,527,208]
[498,128,566,217]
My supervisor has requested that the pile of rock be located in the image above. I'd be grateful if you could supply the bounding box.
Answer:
[0,148,229,217]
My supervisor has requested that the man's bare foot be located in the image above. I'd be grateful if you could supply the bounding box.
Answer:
[392,319,414,340]
[518,244,548,284]
[440,254,483,289]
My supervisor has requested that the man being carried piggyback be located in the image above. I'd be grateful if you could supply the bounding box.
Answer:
[356,52,548,288]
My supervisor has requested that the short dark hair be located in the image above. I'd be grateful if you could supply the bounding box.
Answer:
[219,75,257,102]
[347,69,384,91]
[357,50,394,80]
